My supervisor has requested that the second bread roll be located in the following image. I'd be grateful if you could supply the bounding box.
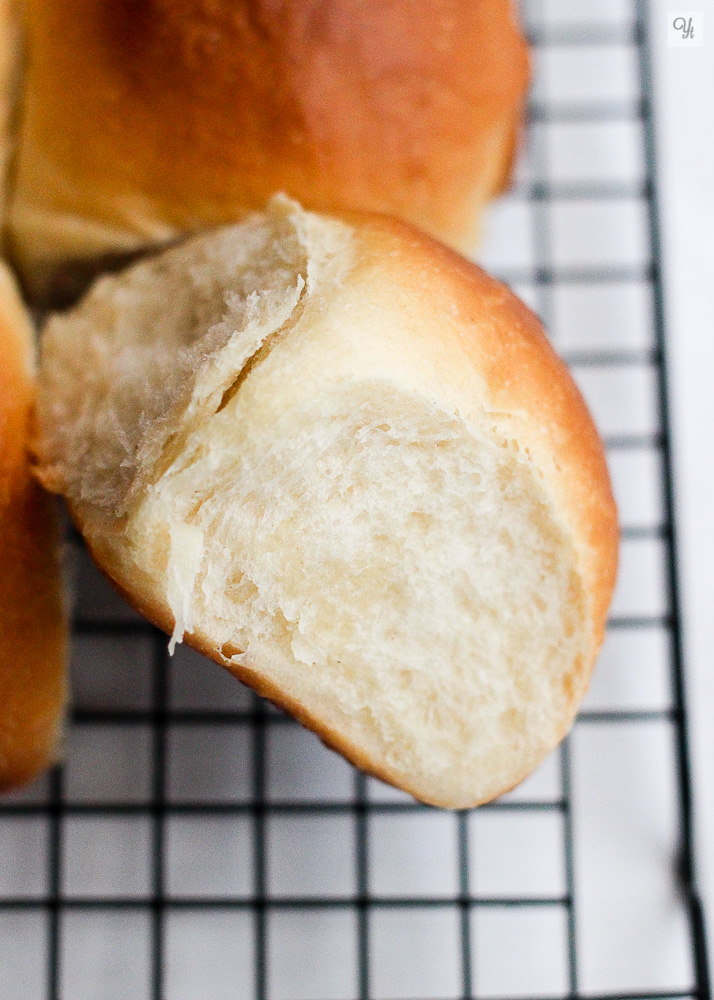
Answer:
[34,199,618,807]
[0,261,66,792]
[8,0,529,303]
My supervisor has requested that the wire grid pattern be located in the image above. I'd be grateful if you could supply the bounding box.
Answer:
[0,1,711,998]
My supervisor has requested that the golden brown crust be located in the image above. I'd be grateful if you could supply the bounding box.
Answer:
[8,0,529,302]
[0,0,23,234]
[0,264,66,792]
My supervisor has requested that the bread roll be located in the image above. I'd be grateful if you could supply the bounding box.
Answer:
[0,261,66,792]
[7,0,529,304]
[34,199,617,808]
[0,0,22,233]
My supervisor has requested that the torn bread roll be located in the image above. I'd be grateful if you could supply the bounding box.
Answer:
[7,0,529,304]
[0,260,66,792]
[34,199,617,808]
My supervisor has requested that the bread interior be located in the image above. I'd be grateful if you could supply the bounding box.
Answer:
[38,203,588,804]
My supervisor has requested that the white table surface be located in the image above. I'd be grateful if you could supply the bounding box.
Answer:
[647,0,714,972]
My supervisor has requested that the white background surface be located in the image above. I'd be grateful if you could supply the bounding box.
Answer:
[647,0,714,971]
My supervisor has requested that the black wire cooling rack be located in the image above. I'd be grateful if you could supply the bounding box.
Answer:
[1,1,711,998]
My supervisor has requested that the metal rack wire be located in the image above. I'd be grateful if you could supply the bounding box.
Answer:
[0,0,711,998]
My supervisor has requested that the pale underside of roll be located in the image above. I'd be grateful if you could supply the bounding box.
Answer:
[34,199,618,808]
[3,0,529,304]
[0,260,67,792]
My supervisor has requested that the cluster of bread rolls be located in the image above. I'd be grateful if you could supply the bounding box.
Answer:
[1,1,618,807]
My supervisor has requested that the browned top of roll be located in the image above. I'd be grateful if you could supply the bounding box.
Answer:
[8,0,529,302]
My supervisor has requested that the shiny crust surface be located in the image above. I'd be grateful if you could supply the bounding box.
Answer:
[9,0,529,300]
[0,265,66,792]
